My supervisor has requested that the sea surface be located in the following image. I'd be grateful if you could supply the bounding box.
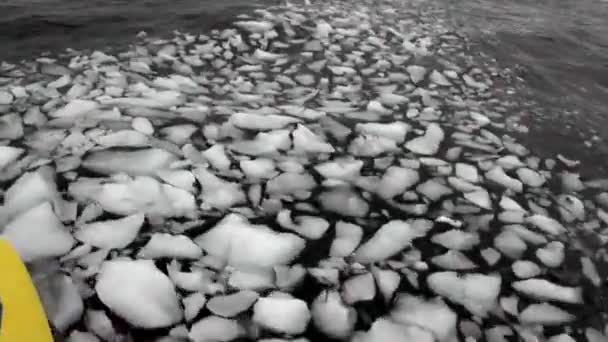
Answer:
[1,0,607,175]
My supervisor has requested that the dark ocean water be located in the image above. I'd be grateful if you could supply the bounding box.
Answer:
[1,0,607,175]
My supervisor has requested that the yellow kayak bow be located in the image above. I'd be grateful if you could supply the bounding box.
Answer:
[0,239,54,342]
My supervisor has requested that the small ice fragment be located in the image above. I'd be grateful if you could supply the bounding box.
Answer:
[464,189,492,209]
[318,187,369,217]
[376,166,419,199]
[516,168,545,187]
[131,117,154,135]
[486,166,523,192]
[355,122,409,143]
[416,179,453,201]
[455,163,480,183]
[431,250,478,270]
[276,210,330,239]
[526,215,567,235]
[390,294,457,341]
[83,148,178,176]
[407,65,427,84]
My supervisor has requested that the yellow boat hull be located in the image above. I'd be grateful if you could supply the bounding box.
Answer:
[0,239,54,342]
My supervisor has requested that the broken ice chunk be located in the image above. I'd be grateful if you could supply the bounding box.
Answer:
[342,273,376,304]
[516,168,545,187]
[95,259,183,328]
[193,167,246,210]
[525,215,567,235]
[51,99,98,118]
[194,214,305,268]
[519,303,575,325]
[312,290,357,339]
[431,230,479,250]
[94,130,149,148]
[427,272,501,317]
[277,210,330,239]
[0,145,24,170]
[83,148,178,176]
[137,233,202,260]
[230,112,300,130]
[75,213,144,249]
[512,260,541,279]
[293,124,335,153]
[512,278,582,304]
[416,179,453,201]
[407,65,427,84]
[2,202,74,262]
[314,158,363,181]
[354,220,430,263]
[376,166,419,199]
[390,294,457,341]
[486,166,523,192]
[189,316,245,342]
[37,273,84,332]
[202,144,231,170]
[464,189,492,209]
[207,291,259,317]
[404,123,444,155]
[455,163,480,183]
[431,250,478,270]
[494,230,527,259]
[348,135,399,157]
[330,221,363,257]
[253,295,311,334]
[355,122,409,143]
[536,241,565,267]
[318,187,369,217]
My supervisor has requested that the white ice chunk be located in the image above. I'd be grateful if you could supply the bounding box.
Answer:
[183,293,206,322]
[207,290,259,317]
[253,295,311,334]
[75,213,144,249]
[371,267,401,303]
[230,112,300,130]
[157,169,195,192]
[52,99,98,118]
[94,130,149,148]
[427,272,501,317]
[330,221,363,257]
[83,148,178,176]
[416,179,453,201]
[95,259,183,328]
[240,158,277,180]
[314,158,363,181]
[356,318,434,342]
[407,65,427,84]
[38,274,84,332]
[276,210,330,239]
[348,135,399,157]
[293,124,335,153]
[512,278,582,304]
[431,229,479,250]
[131,117,154,135]
[189,316,245,342]
[137,233,202,260]
[355,122,409,143]
[455,163,480,183]
[193,167,246,210]
[516,168,545,187]
[512,260,541,279]
[486,166,523,192]
[526,215,567,235]
[464,189,492,209]
[354,220,431,263]
[342,273,376,304]
[202,144,231,170]
[494,230,527,259]
[376,167,419,199]
[519,303,575,325]
[536,241,565,267]
[0,145,24,169]
[2,202,74,262]
[312,290,357,339]
[431,250,478,270]
[194,214,305,268]
[404,123,444,155]
[318,187,369,217]
[390,294,457,341]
